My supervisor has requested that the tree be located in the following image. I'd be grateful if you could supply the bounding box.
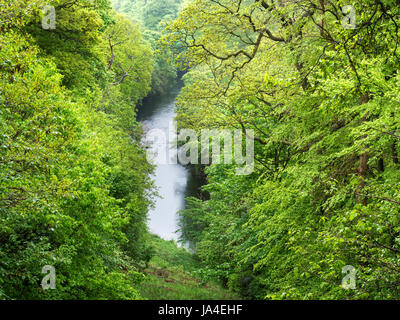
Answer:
[0,0,154,299]
[167,0,400,299]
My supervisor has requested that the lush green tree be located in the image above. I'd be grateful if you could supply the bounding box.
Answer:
[0,0,154,299]
[167,0,400,299]
[112,0,184,94]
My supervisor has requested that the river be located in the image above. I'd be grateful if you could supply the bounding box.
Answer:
[137,83,202,242]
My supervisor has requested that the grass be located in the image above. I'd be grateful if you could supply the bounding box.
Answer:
[138,235,241,300]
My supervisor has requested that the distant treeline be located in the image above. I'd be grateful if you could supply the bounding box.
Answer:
[112,0,185,95]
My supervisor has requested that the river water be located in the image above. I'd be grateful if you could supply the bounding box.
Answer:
[137,84,201,242]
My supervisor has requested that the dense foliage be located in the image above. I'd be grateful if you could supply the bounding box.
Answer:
[166,0,400,299]
[111,0,184,95]
[0,0,154,299]
[3,0,400,301]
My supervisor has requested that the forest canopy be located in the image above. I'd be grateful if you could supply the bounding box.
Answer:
[165,0,400,299]
[0,0,154,299]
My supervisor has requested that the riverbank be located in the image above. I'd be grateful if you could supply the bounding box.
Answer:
[138,235,241,300]
[136,88,240,299]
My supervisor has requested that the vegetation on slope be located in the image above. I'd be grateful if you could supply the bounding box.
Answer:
[165,0,400,300]
[0,0,154,299]
[138,235,240,300]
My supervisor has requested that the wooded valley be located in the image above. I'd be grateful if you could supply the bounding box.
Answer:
[1,0,400,300]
